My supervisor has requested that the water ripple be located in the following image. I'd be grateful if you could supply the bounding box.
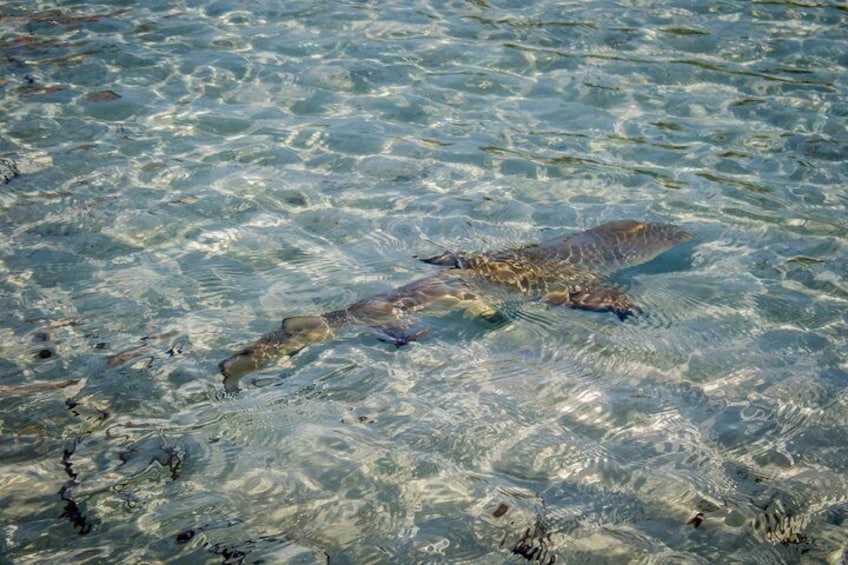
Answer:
[2,0,847,562]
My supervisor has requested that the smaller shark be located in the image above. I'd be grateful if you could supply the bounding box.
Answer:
[220,220,690,388]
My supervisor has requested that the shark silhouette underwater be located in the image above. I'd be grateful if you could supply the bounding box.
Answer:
[220,220,691,388]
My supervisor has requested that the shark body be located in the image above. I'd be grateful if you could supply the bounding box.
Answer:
[220,220,691,387]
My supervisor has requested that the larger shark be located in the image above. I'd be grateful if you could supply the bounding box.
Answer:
[220,220,690,387]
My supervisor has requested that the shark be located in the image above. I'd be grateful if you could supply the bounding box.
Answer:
[219,220,691,388]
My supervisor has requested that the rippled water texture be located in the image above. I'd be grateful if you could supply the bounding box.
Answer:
[1,0,847,563]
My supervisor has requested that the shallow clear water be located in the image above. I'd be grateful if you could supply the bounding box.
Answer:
[1,0,846,563]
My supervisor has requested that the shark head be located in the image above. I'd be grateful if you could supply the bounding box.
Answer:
[541,220,691,272]
[219,315,333,391]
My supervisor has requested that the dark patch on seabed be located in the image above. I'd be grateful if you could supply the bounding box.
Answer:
[509,514,557,564]
[173,524,330,565]
[56,396,186,536]
[58,399,107,536]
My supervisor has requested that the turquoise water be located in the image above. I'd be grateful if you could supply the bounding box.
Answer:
[1,0,846,563]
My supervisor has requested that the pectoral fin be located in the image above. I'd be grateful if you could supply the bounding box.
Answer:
[544,285,639,320]
[374,324,431,347]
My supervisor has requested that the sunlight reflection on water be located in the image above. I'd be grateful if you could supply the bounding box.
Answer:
[1,0,847,563]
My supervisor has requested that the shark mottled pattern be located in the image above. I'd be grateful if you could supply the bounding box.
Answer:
[220,220,690,388]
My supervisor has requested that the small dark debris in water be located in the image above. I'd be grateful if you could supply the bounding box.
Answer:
[37,348,54,359]
[86,89,121,102]
[787,256,826,265]
[33,331,51,342]
[493,503,510,518]
[341,412,375,424]
[687,512,704,528]
[176,529,195,544]
[660,27,710,36]
[165,449,183,480]
[283,191,307,207]
[94,342,108,349]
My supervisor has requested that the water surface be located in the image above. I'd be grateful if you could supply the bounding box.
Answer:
[1,0,846,563]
